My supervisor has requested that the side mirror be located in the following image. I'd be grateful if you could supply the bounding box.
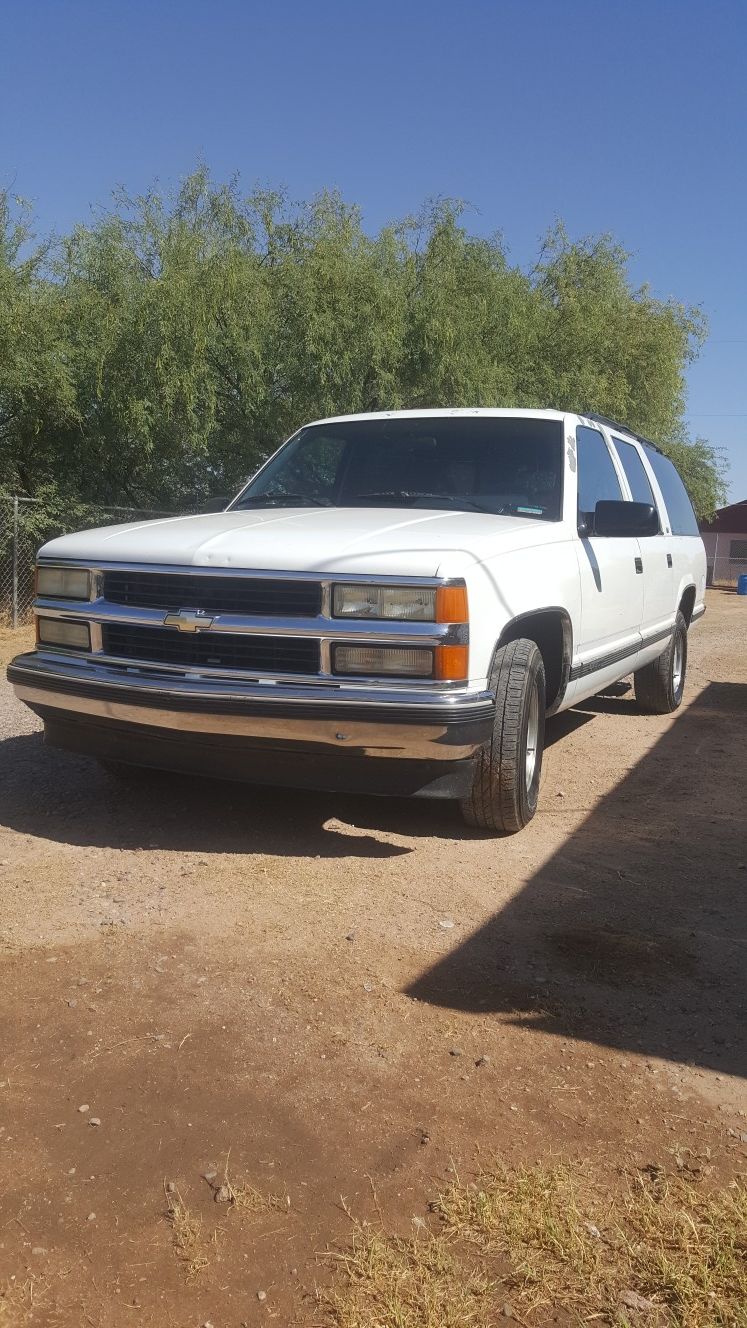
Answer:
[593,500,659,538]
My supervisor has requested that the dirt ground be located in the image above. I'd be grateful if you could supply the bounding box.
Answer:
[0,591,745,1327]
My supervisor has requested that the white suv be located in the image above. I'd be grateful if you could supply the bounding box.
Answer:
[9,409,706,834]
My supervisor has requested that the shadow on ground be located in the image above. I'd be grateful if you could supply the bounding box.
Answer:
[407,682,747,1078]
[0,694,605,855]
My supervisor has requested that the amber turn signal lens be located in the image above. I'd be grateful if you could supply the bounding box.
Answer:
[435,584,468,623]
[434,644,469,681]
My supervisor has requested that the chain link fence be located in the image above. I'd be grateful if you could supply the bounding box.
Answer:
[707,555,747,588]
[0,495,178,626]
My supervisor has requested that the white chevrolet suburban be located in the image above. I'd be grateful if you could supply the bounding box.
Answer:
[9,409,707,834]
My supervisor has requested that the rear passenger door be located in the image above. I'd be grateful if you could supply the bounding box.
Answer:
[642,445,706,618]
[610,435,674,643]
[573,425,643,682]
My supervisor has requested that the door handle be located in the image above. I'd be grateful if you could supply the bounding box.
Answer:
[667,554,673,568]
[635,557,643,574]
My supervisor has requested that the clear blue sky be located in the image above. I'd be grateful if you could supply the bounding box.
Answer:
[2,0,745,501]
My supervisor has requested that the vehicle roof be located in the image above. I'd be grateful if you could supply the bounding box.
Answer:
[303,407,568,427]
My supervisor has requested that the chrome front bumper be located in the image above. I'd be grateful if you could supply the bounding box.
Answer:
[8,653,495,798]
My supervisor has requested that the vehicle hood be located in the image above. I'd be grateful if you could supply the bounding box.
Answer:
[40,507,560,578]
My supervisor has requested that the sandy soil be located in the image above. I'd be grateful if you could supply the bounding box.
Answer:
[0,592,745,1326]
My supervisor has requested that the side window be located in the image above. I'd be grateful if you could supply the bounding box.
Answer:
[643,447,699,535]
[576,426,622,520]
[613,438,658,512]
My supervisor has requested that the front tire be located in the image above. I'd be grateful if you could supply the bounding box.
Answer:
[461,638,546,834]
[634,610,688,714]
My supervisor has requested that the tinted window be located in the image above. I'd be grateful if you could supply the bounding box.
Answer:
[643,447,699,535]
[235,417,564,520]
[576,426,622,519]
[252,432,346,501]
[613,438,657,508]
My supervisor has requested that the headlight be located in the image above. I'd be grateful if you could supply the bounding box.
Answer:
[333,584,436,621]
[36,566,91,600]
[332,644,434,677]
[37,618,91,651]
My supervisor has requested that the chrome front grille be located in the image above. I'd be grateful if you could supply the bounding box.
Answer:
[35,562,459,686]
[103,570,322,617]
[101,623,320,674]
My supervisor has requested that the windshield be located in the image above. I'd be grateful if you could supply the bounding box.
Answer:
[232,416,564,521]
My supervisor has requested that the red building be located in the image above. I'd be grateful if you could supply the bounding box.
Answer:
[699,500,747,585]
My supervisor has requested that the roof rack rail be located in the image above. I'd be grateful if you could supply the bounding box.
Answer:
[580,412,663,455]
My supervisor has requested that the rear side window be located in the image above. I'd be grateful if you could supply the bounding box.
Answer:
[613,438,657,507]
[643,447,699,535]
[576,426,622,518]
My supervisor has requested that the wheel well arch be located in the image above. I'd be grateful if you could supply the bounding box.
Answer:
[678,584,696,625]
[496,608,573,714]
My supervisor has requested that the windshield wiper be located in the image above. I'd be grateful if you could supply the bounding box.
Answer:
[349,491,497,513]
[236,493,333,508]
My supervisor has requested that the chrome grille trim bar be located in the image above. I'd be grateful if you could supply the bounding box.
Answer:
[33,598,465,644]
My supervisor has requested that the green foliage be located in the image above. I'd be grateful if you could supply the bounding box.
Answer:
[0,172,727,519]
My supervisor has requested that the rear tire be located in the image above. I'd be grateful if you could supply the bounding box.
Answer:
[634,610,688,714]
[460,638,546,834]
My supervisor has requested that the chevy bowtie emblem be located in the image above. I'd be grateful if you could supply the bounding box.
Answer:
[162,609,215,632]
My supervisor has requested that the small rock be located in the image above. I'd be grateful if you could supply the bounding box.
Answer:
[67,999,78,1008]
[78,1104,90,1114]
[31,1246,47,1256]
[165,1181,176,1193]
[214,1184,232,1204]
[257,1289,267,1301]
[363,981,374,992]
[584,1221,601,1239]
[89,1117,101,1127]
[438,918,455,930]
[345,931,355,941]
[449,1047,463,1057]
[502,1303,515,1319]
[202,1322,215,1328]
[86,1212,96,1222]
[475,1055,490,1067]
[203,1169,218,1182]
[618,1289,656,1312]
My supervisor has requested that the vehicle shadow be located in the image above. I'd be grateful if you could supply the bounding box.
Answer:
[0,694,609,855]
[406,681,747,1078]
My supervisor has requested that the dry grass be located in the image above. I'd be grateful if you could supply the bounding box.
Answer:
[321,1164,747,1328]
[219,1154,291,1216]
[322,1224,496,1328]
[0,1278,35,1328]
[164,1186,212,1279]
[229,1179,290,1214]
